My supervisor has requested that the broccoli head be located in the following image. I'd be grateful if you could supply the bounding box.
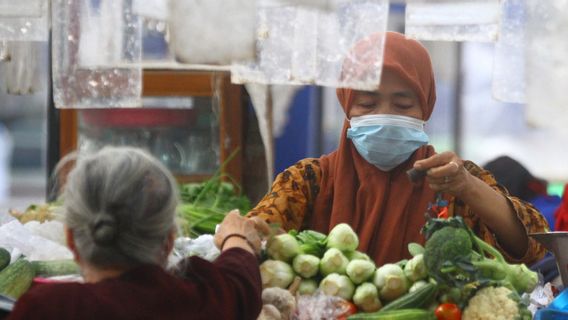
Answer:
[422,216,538,297]
[424,226,474,285]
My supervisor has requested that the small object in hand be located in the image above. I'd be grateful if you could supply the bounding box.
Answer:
[406,168,427,183]
[437,207,449,219]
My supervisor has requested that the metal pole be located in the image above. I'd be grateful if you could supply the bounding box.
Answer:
[46,33,60,202]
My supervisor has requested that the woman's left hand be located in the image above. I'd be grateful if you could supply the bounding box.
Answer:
[413,151,472,197]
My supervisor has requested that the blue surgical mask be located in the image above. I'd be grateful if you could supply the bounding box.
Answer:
[346,114,429,171]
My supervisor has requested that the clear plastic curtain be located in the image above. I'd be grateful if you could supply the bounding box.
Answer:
[232,0,389,91]
[51,0,142,109]
[0,0,48,41]
[405,0,500,42]
[525,0,568,129]
[3,41,41,95]
[492,0,526,104]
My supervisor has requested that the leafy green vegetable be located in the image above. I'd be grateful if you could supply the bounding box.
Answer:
[404,254,428,282]
[267,233,301,262]
[298,278,318,295]
[345,251,372,262]
[373,263,409,302]
[407,243,425,257]
[320,248,349,276]
[319,273,355,300]
[259,260,295,289]
[177,150,251,237]
[346,259,376,284]
[327,223,359,251]
[422,216,539,308]
[353,282,382,312]
[292,254,320,278]
[292,230,328,257]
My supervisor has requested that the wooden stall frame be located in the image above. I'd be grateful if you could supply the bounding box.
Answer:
[58,70,244,185]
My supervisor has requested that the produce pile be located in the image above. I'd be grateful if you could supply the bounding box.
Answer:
[7,176,252,240]
[177,150,251,238]
[178,178,251,237]
[258,216,539,320]
[8,203,60,224]
[0,246,79,300]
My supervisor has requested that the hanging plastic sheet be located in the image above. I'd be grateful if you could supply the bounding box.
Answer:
[232,0,389,91]
[0,40,8,62]
[492,0,526,104]
[3,41,40,95]
[0,0,48,41]
[405,0,500,42]
[526,0,568,129]
[169,0,257,65]
[52,0,142,109]
[133,0,169,20]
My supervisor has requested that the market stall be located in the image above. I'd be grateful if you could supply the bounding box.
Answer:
[2,0,568,319]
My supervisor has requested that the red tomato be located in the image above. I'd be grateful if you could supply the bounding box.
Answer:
[336,301,358,320]
[435,303,462,320]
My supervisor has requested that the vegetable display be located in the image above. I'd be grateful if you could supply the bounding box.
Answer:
[421,216,536,319]
[0,259,35,299]
[0,246,82,300]
[178,178,251,237]
[0,247,10,272]
[259,215,540,318]
[177,150,252,237]
[260,224,429,314]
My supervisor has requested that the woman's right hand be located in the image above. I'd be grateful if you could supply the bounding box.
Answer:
[214,210,262,256]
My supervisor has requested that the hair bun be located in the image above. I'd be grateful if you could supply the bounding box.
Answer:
[91,213,118,246]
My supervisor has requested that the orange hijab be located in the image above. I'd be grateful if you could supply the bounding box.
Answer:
[309,32,437,265]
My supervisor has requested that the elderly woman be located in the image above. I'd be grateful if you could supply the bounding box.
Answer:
[9,147,262,320]
[248,31,549,267]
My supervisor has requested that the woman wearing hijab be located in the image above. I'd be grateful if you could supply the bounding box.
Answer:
[247,32,548,266]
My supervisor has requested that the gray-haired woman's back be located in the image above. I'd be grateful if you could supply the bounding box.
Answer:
[8,147,262,320]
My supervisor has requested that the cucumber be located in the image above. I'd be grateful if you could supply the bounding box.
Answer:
[0,259,35,299]
[0,247,10,271]
[348,308,436,320]
[31,260,80,277]
[380,282,437,311]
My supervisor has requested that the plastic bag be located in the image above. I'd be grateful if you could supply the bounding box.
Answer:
[0,220,73,262]
[232,0,389,91]
[405,0,500,42]
[23,220,67,247]
[172,234,220,263]
[292,291,355,320]
[169,0,257,65]
[51,0,142,109]
[527,282,556,315]
[492,0,526,103]
[525,0,568,130]
[0,0,48,41]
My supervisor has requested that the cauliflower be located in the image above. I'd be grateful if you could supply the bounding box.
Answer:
[462,286,530,320]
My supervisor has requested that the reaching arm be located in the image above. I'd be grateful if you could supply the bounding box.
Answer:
[246,158,322,231]
[415,152,548,263]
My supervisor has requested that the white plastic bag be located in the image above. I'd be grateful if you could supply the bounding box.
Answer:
[0,220,73,262]
[169,0,257,65]
[405,0,500,42]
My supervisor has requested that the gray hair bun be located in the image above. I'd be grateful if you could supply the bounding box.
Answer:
[91,213,118,246]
